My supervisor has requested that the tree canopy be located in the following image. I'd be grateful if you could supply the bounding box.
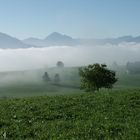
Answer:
[79,63,118,92]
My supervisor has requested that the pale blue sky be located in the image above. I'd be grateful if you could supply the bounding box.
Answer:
[0,0,140,39]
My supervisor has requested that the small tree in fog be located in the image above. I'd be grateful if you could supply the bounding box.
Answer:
[56,61,64,68]
[79,63,118,92]
[42,72,51,82]
[54,73,60,84]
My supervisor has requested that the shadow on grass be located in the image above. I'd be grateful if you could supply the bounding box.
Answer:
[52,83,80,89]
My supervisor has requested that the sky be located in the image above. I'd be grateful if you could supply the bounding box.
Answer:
[0,0,140,39]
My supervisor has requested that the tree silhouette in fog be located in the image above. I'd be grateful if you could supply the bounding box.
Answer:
[54,73,60,84]
[56,61,64,68]
[42,72,51,82]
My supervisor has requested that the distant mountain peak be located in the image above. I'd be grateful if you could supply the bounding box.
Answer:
[45,32,73,41]
[49,32,62,36]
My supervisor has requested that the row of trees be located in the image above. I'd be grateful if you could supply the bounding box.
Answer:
[42,62,118,92]
[43,72,60,84]
[111,61,140,74]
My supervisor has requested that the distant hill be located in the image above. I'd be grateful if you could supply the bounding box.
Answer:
[77,36,140,46]
[23,32,78,47]
[99,35,140,45]
[0,32,30,49]
[1,31,140,48]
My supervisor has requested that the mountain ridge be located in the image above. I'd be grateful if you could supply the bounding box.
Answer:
[0,32,140,48]
[23,32,140,47]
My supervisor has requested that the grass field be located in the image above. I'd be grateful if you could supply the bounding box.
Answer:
[0,67,140,139]
[0,89,140,139]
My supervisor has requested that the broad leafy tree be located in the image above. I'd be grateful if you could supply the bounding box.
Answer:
[79,63,118,92]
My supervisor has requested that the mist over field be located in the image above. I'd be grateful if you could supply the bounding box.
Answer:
[0,43,140,72]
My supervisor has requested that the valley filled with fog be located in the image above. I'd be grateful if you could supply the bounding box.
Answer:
[0,42,140,72]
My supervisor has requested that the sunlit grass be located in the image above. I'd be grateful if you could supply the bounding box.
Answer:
[0,89,140,139]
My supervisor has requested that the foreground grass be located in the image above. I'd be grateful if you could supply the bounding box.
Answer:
[0,90,140,140]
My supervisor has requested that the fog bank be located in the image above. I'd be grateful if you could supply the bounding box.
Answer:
[0,43,140,72]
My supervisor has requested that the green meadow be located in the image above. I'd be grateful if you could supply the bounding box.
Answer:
[0,67,140,139]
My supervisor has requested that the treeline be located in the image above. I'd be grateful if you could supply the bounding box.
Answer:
[126,61,140,74]
[111,61,140,74]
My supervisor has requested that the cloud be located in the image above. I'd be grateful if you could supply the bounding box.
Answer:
[0,43,140,72]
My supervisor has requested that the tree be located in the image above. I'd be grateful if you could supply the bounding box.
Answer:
[56,61,64,68]
[79,63,118,92]
[42,72,51,82]
[54,73,60,84]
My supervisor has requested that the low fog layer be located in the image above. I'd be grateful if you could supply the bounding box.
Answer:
[0,43,140,72]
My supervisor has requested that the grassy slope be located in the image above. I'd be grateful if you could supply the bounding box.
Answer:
[0,90,140,139]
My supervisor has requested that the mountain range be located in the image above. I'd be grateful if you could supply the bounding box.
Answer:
[0,32,140,49]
